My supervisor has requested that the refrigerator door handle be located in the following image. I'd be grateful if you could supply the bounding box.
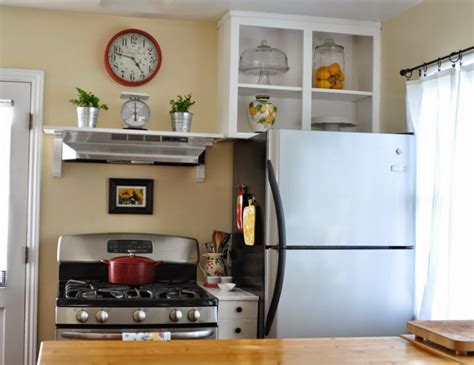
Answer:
[264,160,287,336]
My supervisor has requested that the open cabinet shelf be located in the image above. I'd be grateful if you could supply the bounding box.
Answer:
[239,84,303,98]
[311,88,372,102]
[218,11,381,138]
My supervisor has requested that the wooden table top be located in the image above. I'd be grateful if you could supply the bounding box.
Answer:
[37,337,464,365]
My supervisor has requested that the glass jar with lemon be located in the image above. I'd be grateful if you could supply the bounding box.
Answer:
[312,39,345,90]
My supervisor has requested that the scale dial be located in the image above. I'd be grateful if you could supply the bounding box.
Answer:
[121,99,151,129]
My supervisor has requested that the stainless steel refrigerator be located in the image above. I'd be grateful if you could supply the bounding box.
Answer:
[231,129,415,338]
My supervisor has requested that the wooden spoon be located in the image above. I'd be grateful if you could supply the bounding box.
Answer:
[214,231,224,253]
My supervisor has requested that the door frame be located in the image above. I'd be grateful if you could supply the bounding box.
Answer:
[0,68,44,365]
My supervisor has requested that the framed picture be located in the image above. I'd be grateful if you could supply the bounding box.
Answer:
[108,178,154,214]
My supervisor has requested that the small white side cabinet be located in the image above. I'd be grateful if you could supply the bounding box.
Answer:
[202,286,259,339]
[217,11,381,138]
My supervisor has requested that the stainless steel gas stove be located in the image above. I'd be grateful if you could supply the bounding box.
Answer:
[55,233,217,340]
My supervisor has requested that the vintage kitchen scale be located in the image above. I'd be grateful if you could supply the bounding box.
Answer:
[120,92,151,130]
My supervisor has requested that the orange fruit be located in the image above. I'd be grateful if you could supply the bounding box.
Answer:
[249,106,257,116]
[316,67,331,80]
[328,63,341,76]
[332,80,344,89]
[316,80,331,89]
[335,71,345,81]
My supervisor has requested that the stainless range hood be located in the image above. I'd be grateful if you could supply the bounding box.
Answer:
[43,126,224,182]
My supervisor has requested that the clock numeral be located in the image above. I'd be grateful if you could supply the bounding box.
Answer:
[113,45,122,53]
[121,71,125,78]
[131,34,138,45]
[122,38,128,46]
[148,65,154,73]
[110,54,116,62]
[113,63,119,69]
[130,73,135,81]
[149,58,155,65]
[143,39,146,47]
[140,73,145,80]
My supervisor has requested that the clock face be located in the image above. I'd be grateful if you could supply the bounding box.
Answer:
[121,99,151,128]
[105,29,162,86]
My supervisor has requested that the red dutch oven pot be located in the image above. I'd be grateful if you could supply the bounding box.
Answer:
[101,253,162,285]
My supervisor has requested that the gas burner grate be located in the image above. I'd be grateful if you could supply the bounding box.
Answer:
[62,280,210,302]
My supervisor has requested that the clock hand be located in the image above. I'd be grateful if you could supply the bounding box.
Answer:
[114,52,134,60]
[115,52,143,73]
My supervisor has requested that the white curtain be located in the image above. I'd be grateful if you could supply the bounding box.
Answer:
[407,63,474,320]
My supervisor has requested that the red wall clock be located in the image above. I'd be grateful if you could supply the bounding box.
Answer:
[104,29,162,87]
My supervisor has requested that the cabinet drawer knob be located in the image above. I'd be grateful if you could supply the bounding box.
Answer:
[236,306,243,313]
[235,327,242,334]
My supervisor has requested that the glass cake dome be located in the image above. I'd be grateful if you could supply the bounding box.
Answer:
[239,40,289,84]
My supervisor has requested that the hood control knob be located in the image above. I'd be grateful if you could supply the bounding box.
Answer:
[96,310,109,323]
[133,309,146,323]
[187,309,201,322]
[75,310,89,323]
[169,309,182,322]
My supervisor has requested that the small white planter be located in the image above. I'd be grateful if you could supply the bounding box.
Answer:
[76,107,98,128]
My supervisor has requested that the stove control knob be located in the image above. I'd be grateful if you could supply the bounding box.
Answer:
[133,309,146,323]
[187,309,201,322]
[169,309,183,322]
[96,310,109,323]
[75,310,89,323]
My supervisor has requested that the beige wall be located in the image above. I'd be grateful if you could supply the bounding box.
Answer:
[0,7,233,343]
[380,0,474,133]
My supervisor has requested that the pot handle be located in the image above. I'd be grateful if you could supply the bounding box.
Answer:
[101,259,109,265]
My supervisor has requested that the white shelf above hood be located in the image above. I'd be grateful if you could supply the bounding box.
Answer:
[43,126,224,182]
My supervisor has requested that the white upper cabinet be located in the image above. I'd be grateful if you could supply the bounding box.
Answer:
[217,11,381,138]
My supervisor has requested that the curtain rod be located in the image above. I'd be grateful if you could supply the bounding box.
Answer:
[400,46,474,78]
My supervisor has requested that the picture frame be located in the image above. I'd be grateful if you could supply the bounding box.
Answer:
[108,178,154,214]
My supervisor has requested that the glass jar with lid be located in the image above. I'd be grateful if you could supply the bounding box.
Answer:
[312,39,345,89]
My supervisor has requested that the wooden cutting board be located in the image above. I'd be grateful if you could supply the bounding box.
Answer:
[407,320,474,355]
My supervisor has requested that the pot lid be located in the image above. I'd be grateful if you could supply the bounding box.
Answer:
[109,254,157,264]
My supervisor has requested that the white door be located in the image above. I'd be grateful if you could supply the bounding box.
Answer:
[0,82,31,365]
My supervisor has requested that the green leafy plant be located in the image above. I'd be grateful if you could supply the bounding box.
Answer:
[69,87,108,110]
[169,94,195,113]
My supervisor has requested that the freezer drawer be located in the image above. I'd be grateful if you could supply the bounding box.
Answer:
[265,248,414,338]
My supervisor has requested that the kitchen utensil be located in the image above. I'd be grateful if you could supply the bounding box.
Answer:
[220,276,233,283]
[213,231,224,253]
[236,185,246,232]
[407,320,474,355]
[101,253,162,285]
[239,40,289,85]
[243,198,256,246]
[205,242,215,253]
[217,283,236,291]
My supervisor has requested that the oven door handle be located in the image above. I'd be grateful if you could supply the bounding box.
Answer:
[60,329,215,340]
[170,329,214,339]
[61,332,122,340]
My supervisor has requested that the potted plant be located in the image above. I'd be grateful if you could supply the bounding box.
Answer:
[70,87,108,128]
[169,94,195,132]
